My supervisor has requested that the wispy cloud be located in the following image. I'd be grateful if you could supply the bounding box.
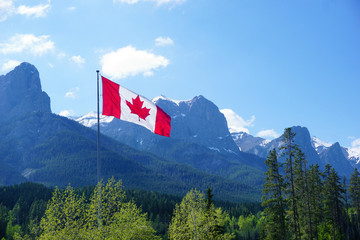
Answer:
[0,34,55,56]
[0,0,50,22]
[100,45,169,79]
[1,60,21,72]
[0,0,16,22]
[351,138,360,148]
[70,55,85,66]
[17,1,51,18]
[220,109,255,134]
[155,37,174,47]
[64,87,80,99]
[256,129,280,140]
[114,0,186,6]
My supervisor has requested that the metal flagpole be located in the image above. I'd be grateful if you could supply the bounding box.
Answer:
[96,70,102,228]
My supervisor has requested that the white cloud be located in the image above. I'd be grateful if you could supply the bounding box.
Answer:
[0,34,55,56]
[351,138,360,148]
[114,0,186,6]
[143,71,154,77]
[70,55,85,66]
[65,87,80,99]
[114,0,139,4]
[220,109,255,134]
[155,37,174,46]
[256,129,280,140]
[100,45,169,79]
[0,0,50,21]
[17,1,51,18]
[1,60,21,72]
[59,110,75,117]
[68,6,76,11]
[155,0,186,5]
[0,0,15,22]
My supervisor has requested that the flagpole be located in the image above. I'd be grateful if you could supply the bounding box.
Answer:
[96,70,101,184]
[96,70,102,228]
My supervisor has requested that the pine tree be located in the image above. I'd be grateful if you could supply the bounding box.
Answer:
[206,187,214,212]
[294,148,313,240]
[343,176,350,240]
[349,168,360,232]
[307,164,323,240]
[280,128,301,239]
[262,149,287,240]
[322,167,345,240]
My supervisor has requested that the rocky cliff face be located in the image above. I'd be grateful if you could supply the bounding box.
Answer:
[319,142,354,177]
[154,95,240,155]
[79,95,242,155]
[232,126,356,178]
[0,62,51,122]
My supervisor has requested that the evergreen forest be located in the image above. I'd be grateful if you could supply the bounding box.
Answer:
[1,128,360,239]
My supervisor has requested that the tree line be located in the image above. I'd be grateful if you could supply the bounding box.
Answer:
[1,128,360,239]
[0,179,263,239]
[262,128,360,240]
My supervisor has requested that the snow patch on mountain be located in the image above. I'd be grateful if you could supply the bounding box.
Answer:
[347,148,360,163]
[312,136,332,153]
[347,139,360,164]
[232,132,246,141]
[209,147,220,152]
[260,139,271,147]
[76,112,113,127]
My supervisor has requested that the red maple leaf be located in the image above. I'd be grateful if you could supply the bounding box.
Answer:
[126,95,151,121]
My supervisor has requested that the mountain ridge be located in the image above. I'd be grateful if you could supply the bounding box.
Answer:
[231,127,358,177]
[0,62,261,202]
[77,96,359,179]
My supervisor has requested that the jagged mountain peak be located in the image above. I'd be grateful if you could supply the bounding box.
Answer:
[75,111,114,128]
[153,95,210,108]
[0,62,51,122]
[79,94,240,155]
[153,95,183,106]
[330,142,342,149]
[312,136,332,148]
[311,136,332,155]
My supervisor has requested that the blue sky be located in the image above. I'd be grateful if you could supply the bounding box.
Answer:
[0,0,359,150]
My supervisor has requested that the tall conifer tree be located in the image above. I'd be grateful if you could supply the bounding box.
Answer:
[280,128,301,240]
[349,168,360,232]
[322,167,345,240]
[262,149,287,240]
[294,149,313,240]
[307,164,323,239]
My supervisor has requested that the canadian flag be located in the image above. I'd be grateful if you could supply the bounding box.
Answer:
[102,76,171,137]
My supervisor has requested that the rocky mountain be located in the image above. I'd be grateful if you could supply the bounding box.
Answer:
[153,95,241,155]
[80,95,241,155]
[231,132,270,156]
[232,127,358,178]
[345,148,360,166]
[0,63,261,201]
[76,95,268,184]
[77,91,360,181]
[3,62,356,200]
[0,63,51,123]
[318,142,354,177]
